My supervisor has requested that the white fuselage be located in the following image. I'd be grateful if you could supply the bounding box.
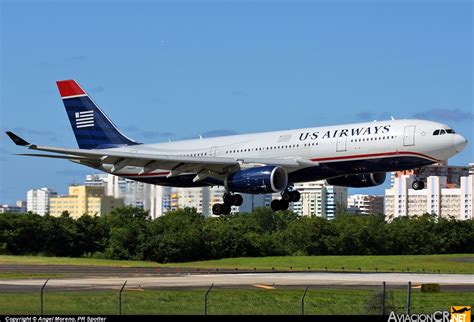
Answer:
[101,119,466,184]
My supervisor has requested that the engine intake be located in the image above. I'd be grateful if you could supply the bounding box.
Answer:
[326,172,386,188]
[225,166,288,194]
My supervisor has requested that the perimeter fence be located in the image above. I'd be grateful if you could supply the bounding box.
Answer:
[1,279,470,315]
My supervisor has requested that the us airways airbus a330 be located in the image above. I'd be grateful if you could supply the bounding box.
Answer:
[6,80,468,215]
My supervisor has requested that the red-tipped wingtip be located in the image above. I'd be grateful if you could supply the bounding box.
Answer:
[56,80,85,98]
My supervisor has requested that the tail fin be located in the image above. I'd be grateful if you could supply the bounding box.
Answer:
[56,80,141,149]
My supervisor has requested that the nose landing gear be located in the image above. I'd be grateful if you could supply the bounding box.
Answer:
[412,180,425,190]
[412,168,425,190]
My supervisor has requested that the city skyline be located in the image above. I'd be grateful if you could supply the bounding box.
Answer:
[1,1,472,204]
[7,163,472,220]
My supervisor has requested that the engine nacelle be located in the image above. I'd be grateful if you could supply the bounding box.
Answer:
[224,166,288,194]
[326,172,386,188]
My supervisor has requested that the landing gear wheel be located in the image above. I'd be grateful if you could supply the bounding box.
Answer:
[223,193,243,207]
[271,199,290,211]
[233,194,243,206]
[212,203,223,216]
[289,190,300,202]
[280,200,289,211]
[222,204,231,215]
[271,200,281,212]
[412,180,425,190]
[212,203,232,216]
[223,193,233,206]
[281,192,291,202]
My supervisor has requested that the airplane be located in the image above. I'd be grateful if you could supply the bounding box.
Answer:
[6,80,468,216]
[451,307,471,314]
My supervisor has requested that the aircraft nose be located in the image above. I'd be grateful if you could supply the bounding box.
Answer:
[453,134,468,152]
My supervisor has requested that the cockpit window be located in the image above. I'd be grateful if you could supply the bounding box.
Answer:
[433,128,455,135]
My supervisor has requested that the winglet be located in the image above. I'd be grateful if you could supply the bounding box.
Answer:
[5,131,30,146]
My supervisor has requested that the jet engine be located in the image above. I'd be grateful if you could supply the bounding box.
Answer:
[224,166,288,194]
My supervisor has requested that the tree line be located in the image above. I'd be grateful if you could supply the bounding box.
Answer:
[0,206,472,262]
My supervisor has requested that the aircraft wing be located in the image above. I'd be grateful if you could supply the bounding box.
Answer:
[6,132,317,180]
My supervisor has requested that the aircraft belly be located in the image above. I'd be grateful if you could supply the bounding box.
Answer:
[116,156,435,188]
[288,156,435,184]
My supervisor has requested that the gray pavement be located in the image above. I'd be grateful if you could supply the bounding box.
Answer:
[1,272,472,291]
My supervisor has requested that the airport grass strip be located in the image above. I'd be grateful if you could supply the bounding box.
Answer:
[1,254,472,274]
[0,288,471,315]
[161,254,474,274]
[0,273,67,279]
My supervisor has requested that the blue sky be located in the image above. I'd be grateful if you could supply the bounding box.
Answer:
[1,0,472,204]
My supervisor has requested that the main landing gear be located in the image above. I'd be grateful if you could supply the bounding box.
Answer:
[411,168,425,190]
[212,193,243,216]
[271,188,301,212]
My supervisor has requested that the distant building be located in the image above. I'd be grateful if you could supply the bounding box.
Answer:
[0,201,26,214]
[164,185,274,216]
[16,200,27,212]
[83,174,352,218]
[171,187,210,215]
[347,194,384,215]
[291,181,348,219]
[149,185,171,219]
[84,173,169,219]
[238,194,273,213]
[27,188,57,216]
[49,185,124,218]
[385,170,473,220]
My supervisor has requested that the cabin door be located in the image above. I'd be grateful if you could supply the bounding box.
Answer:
[403,126,416,146]
[336,136,347,152]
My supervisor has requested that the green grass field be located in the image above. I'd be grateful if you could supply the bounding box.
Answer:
[0,255,160,267]
[0,254,472,274]
[158,254,474,274]
[0,288,472,315]
[0,273,66,279]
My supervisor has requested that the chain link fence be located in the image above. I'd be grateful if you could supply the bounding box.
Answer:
[0,280,471,315]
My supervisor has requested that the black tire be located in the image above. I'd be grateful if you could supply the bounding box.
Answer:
[281,192,291,202]
[271,200,281,212]
[290,190,301,202]
[212,203,223,216]
[223,193,233,206]
[223,204,232,215]
[280,200,289,211]
[233,194,243,206]
[412,180,424,190]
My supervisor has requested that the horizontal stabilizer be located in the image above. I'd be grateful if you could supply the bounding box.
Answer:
[5,131,30,146]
